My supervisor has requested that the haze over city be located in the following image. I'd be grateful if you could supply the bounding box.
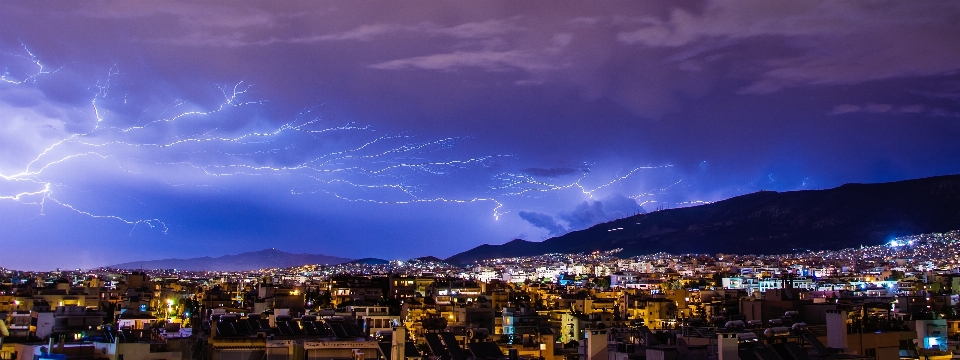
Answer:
[2,1,960,270]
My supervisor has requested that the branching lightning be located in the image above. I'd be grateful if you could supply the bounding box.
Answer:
[1,47,521,228]
[1,41,59,85]
[629,178,713,210]
[493,165,674,199]
[1,58,167,232]
[1,46,691,234]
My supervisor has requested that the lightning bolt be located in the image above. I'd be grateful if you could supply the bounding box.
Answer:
[1,45,696,235]
[2,58,166,232]
[1,41,59,84]
[493,165,674,198]
[1,46,519,229]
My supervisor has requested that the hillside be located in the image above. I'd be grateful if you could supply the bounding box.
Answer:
[346,258,390,265]
[106,249,351,271]
[447,175,960,264]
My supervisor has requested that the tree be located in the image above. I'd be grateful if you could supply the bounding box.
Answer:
[308,291,332,309]
[592,276,611,289]
[711,272,729,287]
[664,280,683,290]
[377,297,402,316]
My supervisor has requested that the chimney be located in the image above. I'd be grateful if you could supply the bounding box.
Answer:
[825,310,847,349]
[718,333,739,360]
[540,333,555,360]
[391,326,406,360]
[587,330,608,360]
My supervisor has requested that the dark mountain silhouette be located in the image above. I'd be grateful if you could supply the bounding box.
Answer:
[346,258,390,265]
[412,256,445,263]
[106,249,351,271]
[447,175,960,265]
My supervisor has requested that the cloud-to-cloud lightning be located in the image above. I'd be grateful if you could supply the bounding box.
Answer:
[3,1,960,270]
[0,48,516,228]
[1,47,684,233]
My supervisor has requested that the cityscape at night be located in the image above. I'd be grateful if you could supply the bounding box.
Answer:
[1,1,960,360]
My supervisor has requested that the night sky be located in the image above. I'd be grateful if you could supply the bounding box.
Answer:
[2,2,959,270]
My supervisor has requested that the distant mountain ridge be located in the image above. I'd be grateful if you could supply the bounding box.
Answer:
[447,175,960,264]
[105,249,351,271]
[346,258,390,265]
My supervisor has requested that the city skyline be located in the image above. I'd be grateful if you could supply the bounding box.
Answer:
[2,1,960,270]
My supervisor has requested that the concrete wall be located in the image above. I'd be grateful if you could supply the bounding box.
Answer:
[586,329,607,360]
[845,331,908,360]
[94,341,183,360]
[826,310,847,350]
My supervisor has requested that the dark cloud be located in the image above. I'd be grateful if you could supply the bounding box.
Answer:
[518,211,567,236]
[830,104,861,115]
[518,193,646,236]
[1,1,960,269]
[559,193,645,230]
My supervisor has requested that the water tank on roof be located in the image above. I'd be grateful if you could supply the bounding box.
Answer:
[725,320,745,329]
[737,332,759,343]
[467,328,490,340]
[764,327,791,338]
